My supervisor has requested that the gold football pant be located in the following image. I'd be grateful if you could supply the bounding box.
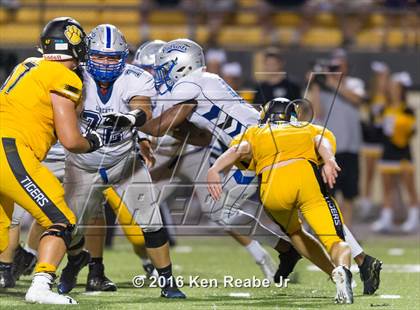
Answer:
[0,137,76,253]
[259,159,345,253]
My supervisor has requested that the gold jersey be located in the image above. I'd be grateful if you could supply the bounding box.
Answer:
[230,122,336,174]
[383,104,415,149]
[0,57,82,161]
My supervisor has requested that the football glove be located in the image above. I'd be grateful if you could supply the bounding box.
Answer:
[83,130,103,153]
[102,109,147,129]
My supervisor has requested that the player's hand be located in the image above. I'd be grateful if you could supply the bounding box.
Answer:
[102,111,137,128]
[321,158,341,189]
[83,130,103,153]
[139,139,155,168]
[207,168,223,201]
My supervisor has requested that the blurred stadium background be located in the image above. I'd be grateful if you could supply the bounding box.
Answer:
[0,1,419,308]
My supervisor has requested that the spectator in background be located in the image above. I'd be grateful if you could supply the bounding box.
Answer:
[308,49,365,228]
[221,61,255,103]
[205,48,227,75]
[359,61,390,218]
[253,47,301,107]
[221,61,242,90]
[372,72,418,233]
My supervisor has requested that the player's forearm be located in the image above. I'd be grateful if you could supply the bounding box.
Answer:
[211,142,251,174]
[171,120,212,147]
[315,136,335,164]
[129,96,152,122]
[61,135,91,153]
[210,148,241,174]
[141,104,195,137]
[52,94,92,153]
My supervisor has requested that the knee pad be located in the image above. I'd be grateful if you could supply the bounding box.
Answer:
[68,236,85,251]
[143,228,168,248]
[40,224,74,249]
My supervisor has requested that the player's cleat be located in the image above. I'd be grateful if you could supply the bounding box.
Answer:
[86,274,117,292]
[143,262,159,279]
[332,265,353,304]
[274,246,302,283]
[161,284,186,299]
[257,248,276,282]
[12,245,37,280]
[359,254,382,295]
[25,273,77,304]
[86,263,117,292]
[57,250,90,294]
[0,262,16,288]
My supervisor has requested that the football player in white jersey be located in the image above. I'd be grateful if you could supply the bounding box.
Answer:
[57,24,185,298]
[142,39,382,293]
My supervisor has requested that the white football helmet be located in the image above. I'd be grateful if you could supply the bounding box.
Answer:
[154,38,205,93]
[86,24,128,82]
[133,40,166,69]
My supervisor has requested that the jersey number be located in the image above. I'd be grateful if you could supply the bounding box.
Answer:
[1,62,37,94]
[81,110,123,144]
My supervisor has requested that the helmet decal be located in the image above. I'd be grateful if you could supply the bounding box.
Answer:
[64,25,82,45]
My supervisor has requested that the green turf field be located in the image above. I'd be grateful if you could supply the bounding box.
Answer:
[0,236,419,309]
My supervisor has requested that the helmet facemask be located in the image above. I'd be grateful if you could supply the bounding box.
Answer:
[87,50,128,83]
[154,59,177,94]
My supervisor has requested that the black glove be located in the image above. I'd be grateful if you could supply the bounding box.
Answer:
[102,109,147,128]
[83,130,103,153]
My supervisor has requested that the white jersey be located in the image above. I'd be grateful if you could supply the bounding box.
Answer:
[151,93,200,156]
[158,69,259,150]
[67,65,156,170]
[45,142,65,162]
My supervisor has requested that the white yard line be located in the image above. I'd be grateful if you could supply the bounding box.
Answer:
[380,295,401,299]
[388,248,405,256]
[229,292,251,298]
[306,264,420,273]
[174,245,193,253]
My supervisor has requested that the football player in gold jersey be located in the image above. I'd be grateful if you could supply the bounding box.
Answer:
[0,17,103,304]
[207,98,353,304]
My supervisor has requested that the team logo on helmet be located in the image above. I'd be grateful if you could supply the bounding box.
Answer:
[163,43,188,53]
[64,25,82,45]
